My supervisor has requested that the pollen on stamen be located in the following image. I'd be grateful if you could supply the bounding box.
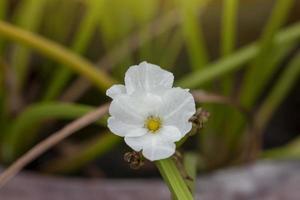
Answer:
[145,116,161,133]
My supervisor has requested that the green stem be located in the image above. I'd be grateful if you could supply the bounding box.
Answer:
[156,158,194,200]
[0,20,116,92]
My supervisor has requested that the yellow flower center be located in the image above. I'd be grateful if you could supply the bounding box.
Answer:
[145,116,161,133]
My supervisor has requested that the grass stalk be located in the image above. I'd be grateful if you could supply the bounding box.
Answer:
[43,133,121,173]
[177,22,300,88]
[255,51,300,133]
[2,103,101,162]
[176,0,209,70]
[0,20,116,92]
[220,0,238,94]
[240,0,294,108]
[0,0,7,52]
[43,0,106,100]
[11,0,48,87]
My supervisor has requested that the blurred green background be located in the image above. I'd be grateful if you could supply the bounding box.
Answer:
[0,0,299,177]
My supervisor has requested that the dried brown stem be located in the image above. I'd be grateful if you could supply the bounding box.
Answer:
[0,103,109,188]
[191,90,251,119]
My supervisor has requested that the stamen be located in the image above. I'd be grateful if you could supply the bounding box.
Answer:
[145,116,161,133]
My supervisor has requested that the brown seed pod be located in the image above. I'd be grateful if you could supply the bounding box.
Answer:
[124,151,144,170]
[189,108,210,129]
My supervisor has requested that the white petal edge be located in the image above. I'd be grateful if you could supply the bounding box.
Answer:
[142,142,176,161]
[124,134,176,161]
[106,84,126,99]
[160,87,196,135]
[109,95,144,124]
[124,61,174,94]
[124,135,145,152]
[108,117,146,137]
[159,125,182,143]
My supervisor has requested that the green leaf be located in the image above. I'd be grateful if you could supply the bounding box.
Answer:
[240,0,294,108]
[221,0,238,56]
[11,0,48,87]
[177,22,300,88]
[262,135,300,160]
[0,20,116,92]
[0,0,7,52]
[220,0,238,94]
[255,51,300,132]
[176,0,209,70]
[2,103,99,162]
[43,133,121,174]
[43,0,106,101]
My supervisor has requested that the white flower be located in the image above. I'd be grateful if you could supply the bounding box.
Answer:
[106,61,196,161]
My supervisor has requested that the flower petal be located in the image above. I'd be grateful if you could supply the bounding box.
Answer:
[106,84,126,99]
[160,87,196,135]
[125,61,174,94]
[142,141,176,161]
[124,135,146,151]
[108,117,146,137]
[124,134,176,161]
[159,125,182,143]
[109,95,145,124]
[127,128,148,137]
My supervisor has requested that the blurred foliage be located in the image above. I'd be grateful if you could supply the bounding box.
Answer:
[0,0,299,176]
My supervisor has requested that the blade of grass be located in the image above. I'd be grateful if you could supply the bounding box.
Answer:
[2,103,106,162]
[262,135,300,160]
[224,0,294,151]
[0,104,109,187]
[0,0,6,24]
[224,41,296,148]
[244,51,300,160]
[255,51,300,133]
[221,0,238,56]
[220,0,238,94]
[43,0,106,101]
[240,0,294,108]
[60,10,180,102]
[11,0,48,87]
[0,20,116,92]
[210,0,239,152]
[156,158,194,200]
[42,0,78,43]
[0,0,7,52]
[0,58,8,144]
[159,30,184,68]
[177,22,300,88]
[42,133,121,174]
[176,0,209,70]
